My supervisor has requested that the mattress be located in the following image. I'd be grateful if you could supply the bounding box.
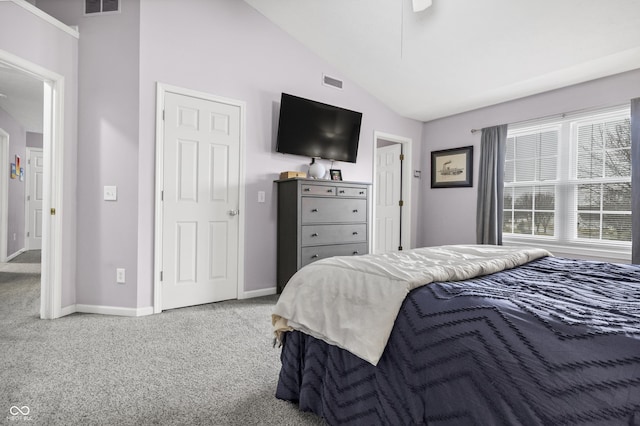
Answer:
[275,256,640,425]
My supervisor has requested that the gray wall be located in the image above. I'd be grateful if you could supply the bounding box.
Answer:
[0,107,26,258]
[36,0,141,308]
[0,1,79,307]
[26,132,43,148]
[137,0,424,304]
[37,0,423,309]
[419,68,640,249]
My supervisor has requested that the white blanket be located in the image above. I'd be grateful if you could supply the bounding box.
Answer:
[272,244,551,365]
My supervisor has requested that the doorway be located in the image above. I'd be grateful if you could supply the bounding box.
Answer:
[154,84,246,312]
[0,52,65,319]
[372,131,413,254]
[0,128,8,262]
[25,147,44,250]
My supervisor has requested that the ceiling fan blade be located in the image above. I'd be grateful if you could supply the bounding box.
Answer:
[412,0,432,12]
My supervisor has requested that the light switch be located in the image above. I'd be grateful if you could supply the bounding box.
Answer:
[104,185,117,201]
[258,191,266,203]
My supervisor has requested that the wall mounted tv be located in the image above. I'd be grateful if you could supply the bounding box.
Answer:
[276,93,362,163]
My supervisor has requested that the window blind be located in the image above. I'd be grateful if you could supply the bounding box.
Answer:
[503,106,631,257]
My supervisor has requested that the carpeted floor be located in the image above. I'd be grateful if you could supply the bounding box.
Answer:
[0,251,324,425]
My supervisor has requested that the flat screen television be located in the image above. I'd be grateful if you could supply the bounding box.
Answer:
[276,93,362,163]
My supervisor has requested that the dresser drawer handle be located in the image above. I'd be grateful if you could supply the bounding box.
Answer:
[339,190,345,194]
[352,209,358,213]
[311,208,319,212]
[352,251,359,255]
[327,189,333,193]
[359,191,365,195]
[352,232,358,235]
[304,188,310,192]
[311,254,319,259]
[311,233,319,237]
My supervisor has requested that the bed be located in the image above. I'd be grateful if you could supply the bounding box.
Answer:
[272,245,640,425]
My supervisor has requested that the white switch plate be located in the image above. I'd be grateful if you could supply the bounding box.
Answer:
[104,185,117,201]
[258,191,265,203]
[116,268,125,284]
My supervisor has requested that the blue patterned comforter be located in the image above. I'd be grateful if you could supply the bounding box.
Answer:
[276,257,640,425]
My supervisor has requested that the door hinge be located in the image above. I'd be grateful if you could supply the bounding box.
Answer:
[399,154,405,161]
[160,271,163,281]
[399,200,404,207]
[27,195,30,201]
[161,190,164,201]
[27,231,30,237]
[162,110,165,121]
[50,208,56,215]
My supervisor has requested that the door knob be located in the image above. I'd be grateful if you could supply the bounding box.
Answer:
[228,209,239,216]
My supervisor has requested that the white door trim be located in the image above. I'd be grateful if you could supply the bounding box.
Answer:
[372,131,413,252]
[0,128,8,262]
[0,49,66,320]
[153,83,246,314]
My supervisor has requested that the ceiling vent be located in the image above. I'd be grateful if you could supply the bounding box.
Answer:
[85,0,120,15]
[322,74,343,90]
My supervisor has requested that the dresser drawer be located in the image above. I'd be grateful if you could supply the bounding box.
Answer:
[301,198,367,224]
[301,224,367,246]
[337,186,368,198]
[301,184,336,196]
[301,243,369,267]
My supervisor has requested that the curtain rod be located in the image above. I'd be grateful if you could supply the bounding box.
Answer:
[469,102,630,135]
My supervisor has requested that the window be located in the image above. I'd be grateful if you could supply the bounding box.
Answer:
[503,106,631,259]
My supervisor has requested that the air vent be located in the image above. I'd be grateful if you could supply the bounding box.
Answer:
[85,0,120,15]
[322,74,343,90]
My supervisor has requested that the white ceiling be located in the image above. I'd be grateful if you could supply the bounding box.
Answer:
[2,1,639,131]
[243,0,640,122]
[0,62,43,133]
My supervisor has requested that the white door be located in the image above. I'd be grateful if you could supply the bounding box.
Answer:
[0,129,8,262]
[26,148,44,250]
[375,143,402,253]
[161,92,241,310]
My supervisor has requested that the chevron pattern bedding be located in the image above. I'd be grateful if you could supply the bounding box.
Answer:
[275,256,640,425]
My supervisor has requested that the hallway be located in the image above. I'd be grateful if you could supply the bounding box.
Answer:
[0,250,41,318]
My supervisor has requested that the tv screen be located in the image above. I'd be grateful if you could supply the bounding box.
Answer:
[276,93,362,163]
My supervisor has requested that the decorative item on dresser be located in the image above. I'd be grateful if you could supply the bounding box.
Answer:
[275,177,371,293]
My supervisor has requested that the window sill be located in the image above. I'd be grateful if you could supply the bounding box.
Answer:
[503,236,631,264]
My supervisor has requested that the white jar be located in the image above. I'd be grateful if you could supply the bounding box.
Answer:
[308,157,325,179]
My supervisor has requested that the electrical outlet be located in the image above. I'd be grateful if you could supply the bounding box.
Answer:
[116,268,125,284]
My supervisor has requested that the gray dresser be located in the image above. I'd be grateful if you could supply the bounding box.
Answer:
[276,178,371,292]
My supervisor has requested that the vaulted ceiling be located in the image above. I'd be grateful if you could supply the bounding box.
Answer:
[2,1,639,132]
[243,0,640,121]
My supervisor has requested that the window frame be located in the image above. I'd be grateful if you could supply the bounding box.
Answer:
[503,105,631,262]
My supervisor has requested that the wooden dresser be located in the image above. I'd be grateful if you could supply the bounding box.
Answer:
[275,178,371,292]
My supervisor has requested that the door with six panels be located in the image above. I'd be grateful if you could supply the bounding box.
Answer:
[161,91,240,310]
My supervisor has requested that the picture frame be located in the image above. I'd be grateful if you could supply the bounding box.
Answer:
[329,169,343,181]
[431,146,473,188]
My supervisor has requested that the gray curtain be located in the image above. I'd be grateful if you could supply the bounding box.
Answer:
[476,124,508,245]
[632,98,640,264]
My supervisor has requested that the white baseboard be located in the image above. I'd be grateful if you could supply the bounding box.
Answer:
[59,304,76,317]
[6,248,26,262]
[72,304,154,317]
[239,287,277,299]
